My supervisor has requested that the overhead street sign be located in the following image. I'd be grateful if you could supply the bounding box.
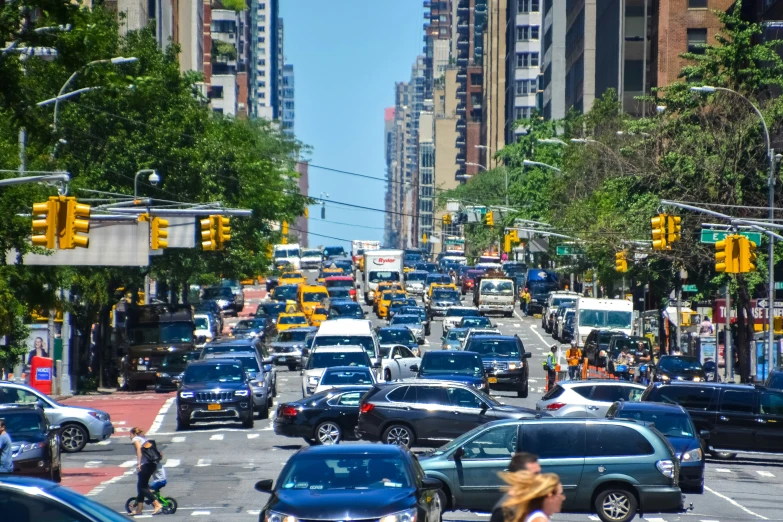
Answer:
[682,285,698,292]
[556,245,583,256]
[700,229,762,245]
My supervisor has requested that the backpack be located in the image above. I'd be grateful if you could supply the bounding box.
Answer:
[141,439,162,463]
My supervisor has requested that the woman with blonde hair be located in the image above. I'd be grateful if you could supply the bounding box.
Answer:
[501,471,565,522]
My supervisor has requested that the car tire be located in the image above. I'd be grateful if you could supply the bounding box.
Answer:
[383,424,415,448]
[176,416,190,431]
[314,421,342,445]
[51,465,62,483]
[385,369,392,382]
[242,414,255,429]
[709,450,738,460]
[517,383,529,398]
[288,364,297,371]
[59,423,88,453]
[594,486,638,522]
[436,488,448,519]
[258,403,270,420]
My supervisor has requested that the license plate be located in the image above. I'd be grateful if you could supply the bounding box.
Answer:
[488,377,498,383]
[207,404,221,411]
[137,365,147,371]
[278,356,288,362]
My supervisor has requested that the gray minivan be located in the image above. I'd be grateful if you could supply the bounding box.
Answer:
[419,418,683,522]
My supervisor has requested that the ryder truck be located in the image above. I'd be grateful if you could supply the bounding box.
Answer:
[362,249,403,304]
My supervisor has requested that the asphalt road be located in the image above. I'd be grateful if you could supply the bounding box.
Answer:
[64,275,783,522]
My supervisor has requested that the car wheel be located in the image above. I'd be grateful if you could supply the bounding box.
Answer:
[383,424,414,448]
[709,450,738,460]
[51,465,62,483]
[176,416,190,431]
[242,413,255,429]
[258,403,270,420]
[385,369,392,382]
[517,383,529,398]
[435,488,447,521]
[315,421,342,445]
[288,364,297,371]
[59,424,88,453]
[594,487,637,522]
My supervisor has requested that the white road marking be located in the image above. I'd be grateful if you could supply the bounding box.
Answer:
[248,511,262,516]
[644,518,666,522]
[147,396,176,435]
[164,459,181,467]
[248,433,260,439]
[705,485,769,519]
[756,470,774,477]
[112,420,126,425]
[714,468,732,473]
[588,516,600,521]
[191,511,212,516]
[172,436,186,443]
[84,461,102,468]
[120,460,137,468]
[528,323,552,347]
[513,323,521,327]
[196,458,212,467]
[210,434,224,441]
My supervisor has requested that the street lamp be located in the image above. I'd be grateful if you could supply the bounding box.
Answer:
[2,24,72,54]
[691,84,777,366]
[522,159,561,172]
[465,162,487,171]
[537,138,568,146]
[134,169,159,202]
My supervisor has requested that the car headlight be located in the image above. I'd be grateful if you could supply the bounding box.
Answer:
[180,391,194,398]
[266,512,298,522]
[235,389,249,397]
[681,448,703,462]
[308,377,319,385]
[660,374,670,381]
[507,363,517,370]
[156,372,169,378]
[20,442,46,453]
[380,508,418,522]
[87,411,109,422]
[217,299,229,306]
[692,376,702,382]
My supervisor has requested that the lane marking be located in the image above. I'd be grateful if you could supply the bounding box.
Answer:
[164,459,181,467]
[248,511,262,516]
[210,434,224,441]
[191,511,211,516]
[196,458,211,467]
[528,324,551,347]
[147,396,176,435]
[714,468,732,473]
[756,470,774,477]
[248,433,260,439]
[120,460,136,468]
[84,461,102,468]
[97,440,111,446]
[704,485,769,519]
[588,517,600,521]
[172,436,186,443]
[644,518,666,522]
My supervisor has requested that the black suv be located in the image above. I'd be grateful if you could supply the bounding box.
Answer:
[0,405,61,482]
[463,334,532,398]
[642,381,783,459]
[356,381,538,448]
[649,356,706,383]
[583,329,624,366]
[176,359,255,430]
[764,369,783,390]
[202,285,242,316]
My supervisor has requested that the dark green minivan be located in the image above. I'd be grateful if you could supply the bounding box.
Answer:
[419,418,684,522]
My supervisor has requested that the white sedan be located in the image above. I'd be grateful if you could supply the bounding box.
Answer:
[313,365,377,395]
[380,344,421,382]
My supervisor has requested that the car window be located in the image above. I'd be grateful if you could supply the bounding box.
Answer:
[386,386,411,402]
[336,392,363,406]
[572,385,594,399]
[590,386,629,402]
[0,387,39,405]
[760,391,783,416]
[625,387,644,401]
[462,425,518,460]
[586,424,654,456]
[720,390,757,412]
[766,373,783,390]
[0,489,93,522]
[415,386,448,405]
[523,422,585,459]
[652,385,715,410]
[398,346,415,358]
[447,387,484,409]
[541,384,565,400]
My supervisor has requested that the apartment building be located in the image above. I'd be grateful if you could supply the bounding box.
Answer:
[281,64,295,135]
[433,68,462,253]
[294,160,309,246]
[481,0,508,170]
[249,0,280,120]
[505,0,542,138]
[424,0,453,98]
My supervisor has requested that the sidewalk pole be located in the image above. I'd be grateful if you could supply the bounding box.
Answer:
[61,289,72,396]
[725,284,732,382]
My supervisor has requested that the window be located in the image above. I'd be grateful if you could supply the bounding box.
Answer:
[590,385,631,403]
[572,385,594,399]
[462,425,518,459]
[517,26,540,41]
[470,73,482,86]
[523,422,585,459]
[209,86,224,99]
[258,59,266,65]
[532,26,540,39]
[520,0,540,12]
[687,28,708,54]
[0,489,92,521]
[387,385,411,402]
[336,391,363,406]
[257,36,265,43]
[586,425,653,456]
[760,392,783,416]
[514,107,531,120]
[720,390,756,412]
[447,387,484,409]
[516,79,537,95]
[0,387,39,404]
[688,0,707,7]
[415,386,448,405]
[652,385,715,410]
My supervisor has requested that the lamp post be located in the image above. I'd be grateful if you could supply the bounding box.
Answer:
[522,159,561,172]
[691,85,777,373]
[134,169,160,202]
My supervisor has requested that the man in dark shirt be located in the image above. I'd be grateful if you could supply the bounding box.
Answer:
[490,452,540,522]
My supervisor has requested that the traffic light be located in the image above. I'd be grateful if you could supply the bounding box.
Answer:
[200,216,216,250]
[281,220,288,245]
[667,215,682,245]
[31,197,59,249]
[504,234,512,253]
[61,197,90,249]
[422,233,428,244]
[738,236,757,273]
[650,214,667,251]
[443,214,452,225]
[715,235,739,273]
[615,251,628,273]
[216,216,231,249]
[486,211,494,226]
[150,217,169,250]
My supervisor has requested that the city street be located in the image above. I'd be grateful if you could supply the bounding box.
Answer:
[51,281,783,522]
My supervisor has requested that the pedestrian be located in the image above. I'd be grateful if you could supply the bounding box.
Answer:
[545,346,558,391]
[130,427,163,515]
[0,420,13,474]
[501,472,565,522]
[566,341,582,380]
[521,288,531,316]
[699,316,714,336]
[490,453,540,522]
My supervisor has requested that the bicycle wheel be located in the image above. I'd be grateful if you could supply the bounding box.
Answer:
[162,497,178,514]
[125,497,140,514]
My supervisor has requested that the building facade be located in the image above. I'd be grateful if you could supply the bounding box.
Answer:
[506,0,542,138]
[249,0,280,120]
[281,64,295,135]
[481,0,507,170]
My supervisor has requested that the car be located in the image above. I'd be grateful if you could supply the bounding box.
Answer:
[301,346,373,397]
[415,261,438,273]
[202,285,241,316]
[399,305,431,335]
[0,381,113,454]
[650,356,707,383]
[419,417,684,522]
[313,366,376,395]
[460,269,485,295]
[0,404,61,482]
[276,312,309,331]
[461,327,501,350]
[764,368,783,390]
[309,306,328,327]
[155,351,200,392]
[458,316,493,330]
[379,344,421,381]
[607,400,706,493]
[641,381,783,459]
[427,287,462,318]
[0,475,133,521]
[415,350,489,392]
[298,285,330,320]
[605,335,653,375]
[536,380,646,417]
[271,284,300,302]
[441,327,469,350]
[559,309,575,342]
[323,276,357,301]
[552,305,574,341]
[542,292,578,333]
[269,327,318,370]
[255,302,288,325]
[376,326,420,356]
[199,336,270,361]
[356,380,538,448]
[583,329,622,366]
[462,334,532,398]
[388,313,426,343]
[203,351,275,419]
[442,306,481,333]
[193,313,214,346]
[403,270,428,296]
[318,266,346,283]
[231,318,269,340]
[253,444,442,522]
[377,290,407,319]
[279,271,306,286]
[193,302,223,335]
[387,298,418,320]
[300,248,323,270]
[327,300,365,319]
[274,386,371,445]
[176,358,255,430]
[322,245,347,259]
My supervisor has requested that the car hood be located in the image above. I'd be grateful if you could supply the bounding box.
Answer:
[194,328,212,337]
[418,373,483,385]
[481,356,519,364]
[492,404,539,416]
[666,435,700,456]
[304,368,327,379]
[55,403,110,419]
[271,487,416,519]
[10,433,48,444]
[181,381,247,391]
[271,342,304,349]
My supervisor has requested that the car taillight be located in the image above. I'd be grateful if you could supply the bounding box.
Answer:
[545,402,566,411]
[281,406,298,417]
[359,403,375,414]
[349,289,356,295]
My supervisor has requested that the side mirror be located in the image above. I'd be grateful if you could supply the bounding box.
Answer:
[453,447,465,460]
[373,362,382,369]
[393,354,403,360]
[422,476,443,490]
[523,352,532,359]
[255,479,274,492]
[409,364,419,372]
[302,349,310,358]
[264,364,273,372]
[418,338,425,345]
[440,337,446,342]
[699,430,711,440]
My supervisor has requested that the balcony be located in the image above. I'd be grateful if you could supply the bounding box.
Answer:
[456,106,466,114]
[456,120,466,130]
[457,22,469,32]
[457,57,468,66]
[423,0,431,7]
[457,39,469,48]
[456,72,467,80]
[456,138,466,147]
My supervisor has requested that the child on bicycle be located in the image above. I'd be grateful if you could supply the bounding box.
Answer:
[149,462,167,493]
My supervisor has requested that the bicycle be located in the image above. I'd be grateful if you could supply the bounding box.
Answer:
[125,489,178,515]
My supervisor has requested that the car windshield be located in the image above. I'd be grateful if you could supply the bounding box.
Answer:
[391,315,419,325]
[378,329,414,344]
[321,369,374,386]
[203,287,233,300]
[481,280,514,294]
[447,329,468,340]
[194,317,209,330]
[273,286,299,300]
[275,248,301,258]
[406,273,427,282]
[552,297,577,307]
[325,279,353,288]
[467,339,519,357]
[369,271,400,283]
[260,304,287,316]
[432,289,459,300]
[302,249,322,258]
[420,353,483,377]
[658,357,703,373]
[313,336,375,359]
[161,352,199,371]
[426,275,451,285]
[279,315,307,325]
[2,411,46,435]
[611,337,651,356]
[446,308,480,318]
[303,292,329,302]
[203,345,255,357]
[578,309,633,330]
[279,454,411,490]
[230,356,260,373]
[401,307,426,317]
[461,317,491,328]
[616,410,696,438]
[277,330,310,342]
[184,363,244,384]
[308,351,369,369]
[328,288,351,298]
[236,319,265,329]
[466,270,485,279]
[159,323,194,343]
[330,304,364,317]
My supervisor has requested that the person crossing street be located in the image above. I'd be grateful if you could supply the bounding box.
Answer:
[566,341,582,380]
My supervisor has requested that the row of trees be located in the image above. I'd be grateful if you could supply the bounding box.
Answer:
[0,1,305,379]
[441,3,783,381]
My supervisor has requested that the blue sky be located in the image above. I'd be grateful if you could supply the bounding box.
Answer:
[280,0,424,249]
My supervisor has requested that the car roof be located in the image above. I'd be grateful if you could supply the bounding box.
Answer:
[317,319,372,334]
[613,401,687,414]
[204,352,257,360]
[378,325,413,331]
[189,358,245,366]
[467,334,516,341]
[280,326,319,332]
[325,276,353,281]
[205,338,257,346]
[312,346,367,353]
[297,443,406,457]
[0,475,60,490]
[391,314,420,320]
[649,381,760,391]
[560,379,646,388]
[423,350,480,357]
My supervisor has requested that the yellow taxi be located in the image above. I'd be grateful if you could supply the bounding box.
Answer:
[298,285,330,319]
[427,282,458,301]
[377,289,407,319]
[309,306,328,327]
[317,266,345,283]
[373,282,404,312]
[276,312,309,331]
[280,271,306,286]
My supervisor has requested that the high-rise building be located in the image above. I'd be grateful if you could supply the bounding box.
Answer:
[433,67,462,253]
[481,0,508,170]
[294,160,309,246]
[417,111,435,251]
[424,1,453,98]
[541,0,566,120]
[384,107,399,248]
[209,9,240,116]
[281,64,295,135]
[249,0,280,120]
[505,0,542,139]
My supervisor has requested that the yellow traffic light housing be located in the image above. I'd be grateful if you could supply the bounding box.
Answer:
[739,236,757,273]
[715,235,738,273]
[200,216,216,250]
[61,197,90,249]
[504,234,512,253]
[281,220,288,244]
[151,217,169,250]
[667,215,682,245]
[615,251,628,272]
[216,216,231,249]
[443,214,452,225]
[650,214,667,251]
[31,197,59,249]
[486,211,494,226]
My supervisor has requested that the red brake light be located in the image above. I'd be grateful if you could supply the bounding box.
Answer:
[349,289,357,295]
[281,406,298,417]
[545,402,566,411]
[359,403,375,414]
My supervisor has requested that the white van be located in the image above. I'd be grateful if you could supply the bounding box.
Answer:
[273,243,301,270]
[574,297,634,346]
[311,319,380,365]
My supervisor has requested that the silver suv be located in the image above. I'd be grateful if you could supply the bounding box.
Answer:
[535,380,645,418]
[0,381,113,453]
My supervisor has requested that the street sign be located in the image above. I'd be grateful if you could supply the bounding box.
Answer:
[682,284,698,292]
[776,282,783,290]
[700,229,763,245]
[556,245,583,256]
